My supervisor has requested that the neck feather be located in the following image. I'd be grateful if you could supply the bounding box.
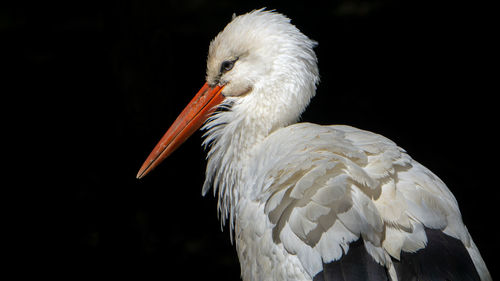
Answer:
[200,48,319,232]
[201,99,271,233]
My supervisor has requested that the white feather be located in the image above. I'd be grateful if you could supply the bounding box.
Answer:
[193,9,491,281]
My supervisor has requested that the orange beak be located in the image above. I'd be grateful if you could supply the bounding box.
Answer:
[136,83,225,179]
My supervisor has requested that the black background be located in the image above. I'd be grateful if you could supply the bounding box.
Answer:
[5,0,497,279]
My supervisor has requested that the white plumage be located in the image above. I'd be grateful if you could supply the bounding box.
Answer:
[138,9,491,281]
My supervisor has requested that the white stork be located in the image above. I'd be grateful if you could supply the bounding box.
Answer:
[137,9,491,281]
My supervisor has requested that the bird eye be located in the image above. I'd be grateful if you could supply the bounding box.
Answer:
[220,60,235,73]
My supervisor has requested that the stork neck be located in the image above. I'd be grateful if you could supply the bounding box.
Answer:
[205,103,274,171]
[201,69,318,229]
[201,102,281,231]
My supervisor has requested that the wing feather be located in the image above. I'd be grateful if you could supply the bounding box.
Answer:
[246,123,489,280]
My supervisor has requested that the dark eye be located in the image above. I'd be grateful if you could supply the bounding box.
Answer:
[220,60,235,73]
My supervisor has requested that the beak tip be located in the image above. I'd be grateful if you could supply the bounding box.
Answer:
[136,163,150,180]
[136,160,151,180]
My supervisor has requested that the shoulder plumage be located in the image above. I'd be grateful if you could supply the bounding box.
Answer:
[244,123,488,280]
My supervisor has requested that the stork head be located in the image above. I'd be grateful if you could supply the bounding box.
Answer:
[206,10,318,98]
[137,9,319,179]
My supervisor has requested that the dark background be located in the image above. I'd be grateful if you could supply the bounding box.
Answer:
[5,0,497,279]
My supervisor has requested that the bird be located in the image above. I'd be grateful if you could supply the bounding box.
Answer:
[137,9,491,281]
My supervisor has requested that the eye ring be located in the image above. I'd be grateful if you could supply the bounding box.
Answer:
[220,59,237,73]
[221,60,234,72]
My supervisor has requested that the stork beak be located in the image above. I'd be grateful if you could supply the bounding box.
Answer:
[136,83,225,179]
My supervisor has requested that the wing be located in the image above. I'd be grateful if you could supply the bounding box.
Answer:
[249,123,490,281]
